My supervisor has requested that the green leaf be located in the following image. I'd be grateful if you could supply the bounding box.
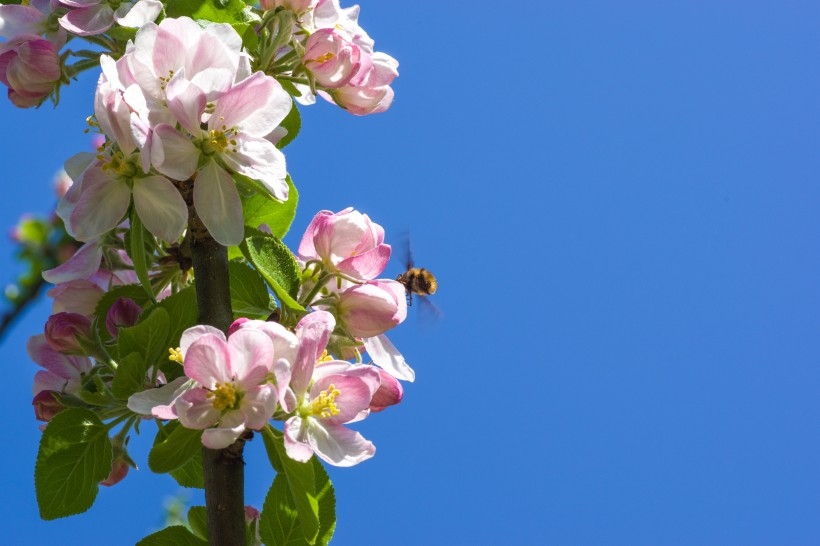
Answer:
[117,307,171,373]
[150,286,199,374]
[149,421,202,474]
[111,352,148,399]
[261,474,305,546]
[188,506,209,540]
[165,0,258,39]
[136,526,208,546]
[261,427,319,544]
[127,209,156,303]
[229,260,277,319]
[241,234,304,313]
[35,408,113,520]
[276,103,301,149]
[311,458,336,546]
[107,26,137,42]
[242,175,299,239]
[170,449,205,489]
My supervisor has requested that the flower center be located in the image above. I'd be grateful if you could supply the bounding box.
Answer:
[313,52,335,65]
[202,121,238,155]
[310,384,341,418]
[208,382,240,412]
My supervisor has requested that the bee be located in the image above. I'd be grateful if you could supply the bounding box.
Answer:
[397,267,438,306]
[396,234,438,308]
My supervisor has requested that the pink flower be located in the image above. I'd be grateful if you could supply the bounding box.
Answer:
[0,33,61,107]
[47,280,105,316]
[28,334,93,396]
[335,280,407,338]
[323,52,398,115]
[151,70,291,245]
[303,28,363,89]
[0,0,67,46]
[44,312,92,354]
[283,312,381,467]
[58,0,161,37]
[164,328,279,449]
[298,207,391,281]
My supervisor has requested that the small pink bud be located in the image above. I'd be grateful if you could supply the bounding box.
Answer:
[100,456,130,487]
[369,368,403,412]
[298,208,391,281]
[304,28,362,89]
[44,312,92,354]
[105,298,141,338]
[336,280,407,338]
[0,34,62,108]
[32,390,64,422]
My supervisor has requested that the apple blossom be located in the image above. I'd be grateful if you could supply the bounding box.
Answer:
[58,0,161,37]
[334,279,407,338]
[283,311,381,466]
[303,28,363,89]
[28,334,93,396]
[32,390,63,422]
[0,0,66,46]
[0,33,61,107]
[158,327,279,449]
[151,69,291,245]
[322,51,398,115]
[298,207,391,281]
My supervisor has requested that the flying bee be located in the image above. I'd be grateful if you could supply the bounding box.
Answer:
[396,267,438,306]
[395,234,439,311]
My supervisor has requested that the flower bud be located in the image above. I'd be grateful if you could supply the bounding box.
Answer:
[32,390,64,422]
[369,368,403,412]
[0,34,61,108]
[44,312,92,354]
[298,208,391,280]
[105,298,141,338]
[324,52,398,115]
[336,280,406,338]
[304,28,362,89]
[100,444,134,487]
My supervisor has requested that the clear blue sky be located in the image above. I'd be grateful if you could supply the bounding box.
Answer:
[2,1,820,544]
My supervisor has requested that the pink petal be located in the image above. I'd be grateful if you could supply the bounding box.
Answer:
[193,160,243,246]
[59,4,113,36]
[311,374,376,424]
[133,175,188,242]
[363,334,415,382]
[151,124,199,180]
[284,416,314,462]
[308,421,375,467]
[42,240,103,283]
[183,333,233,387]
[227,329,274,385]
[176,388,221,429]
[70,175,131,242]
[201,423,245,449]
[211,71,292,137]
[240,385,277,429]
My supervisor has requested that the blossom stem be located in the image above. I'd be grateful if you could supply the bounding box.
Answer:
[187,188,246,545]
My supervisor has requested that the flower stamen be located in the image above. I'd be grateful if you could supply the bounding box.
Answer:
[310,384,341,418]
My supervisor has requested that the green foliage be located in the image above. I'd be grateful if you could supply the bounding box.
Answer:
[242,175,299,239]
[127,209,156,303]
[165,0,259,49]
[170,449,205,489]
[111,351,149,399]
[117,307,170,373]
[137,526,208,546]
[188,506,209,540]
[152,286,199,349]
[35,408,113,520]
[277,104,301,149]
[241,233,304,314]
[260,427,336,545]
[229,260,277,319]
[149,421,203,474]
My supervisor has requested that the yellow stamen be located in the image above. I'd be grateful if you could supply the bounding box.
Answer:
[314,52,335,64]
[317,350,334,363]
[310,384,341,418]
[168,347,183,364]
[208,382,239,412]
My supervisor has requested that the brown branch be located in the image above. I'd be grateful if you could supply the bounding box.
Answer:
[182,179,246,546]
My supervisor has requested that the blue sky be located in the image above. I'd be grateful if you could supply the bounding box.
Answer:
[2,1,820,544]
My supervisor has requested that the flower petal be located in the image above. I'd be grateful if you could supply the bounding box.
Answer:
[133,175,188,242]
[184,333,232,387]
[363,334,415,382]
[308,421,375,467]
[193,160,244,246]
